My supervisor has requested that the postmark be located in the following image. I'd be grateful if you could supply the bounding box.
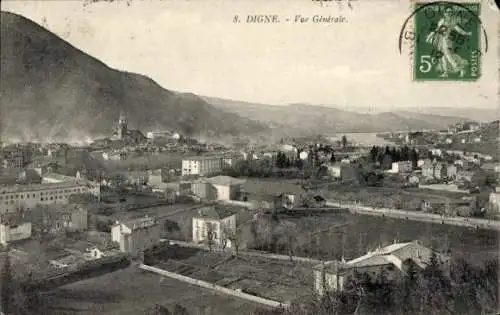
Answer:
[399,1,488,81]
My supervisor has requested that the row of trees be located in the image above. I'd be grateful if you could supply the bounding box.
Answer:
[369,145,420,169]
[255,255,499,315]
[1,252,43,315]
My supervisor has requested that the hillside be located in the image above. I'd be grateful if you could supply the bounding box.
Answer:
[407,107,498,123]
[0,11,268,143]
[203,96,472,136]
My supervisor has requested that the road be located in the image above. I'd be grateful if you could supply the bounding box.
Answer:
[326,200,500,231]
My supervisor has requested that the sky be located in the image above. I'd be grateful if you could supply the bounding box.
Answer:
[1,0,498,110]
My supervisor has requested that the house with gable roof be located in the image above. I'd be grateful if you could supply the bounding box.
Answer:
[313,240,447,296]
[111,215,161,256]
[240,180,308,210]
[192,206,236,247]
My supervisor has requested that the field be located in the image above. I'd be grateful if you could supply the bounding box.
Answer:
[43,265,265,315]
[152,249,314,304]
[320,184,467,211]
[256,211,499,265]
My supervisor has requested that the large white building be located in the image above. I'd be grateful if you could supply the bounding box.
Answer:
[0,220,31,245]
[182,156,224,176]
[0,180,100,214]
[390,161,413,174]
[191,176,245,201]
[192,207,236,248]
[146,131,181,140]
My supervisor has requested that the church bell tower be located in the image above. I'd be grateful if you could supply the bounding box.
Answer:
[117,111,128,139]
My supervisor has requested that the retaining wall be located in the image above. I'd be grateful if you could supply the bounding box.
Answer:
[167,240,322,264]
[138,264,289,309]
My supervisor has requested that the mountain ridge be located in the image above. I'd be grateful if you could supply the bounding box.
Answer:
[201,96,478,136]
[0,11,268,143]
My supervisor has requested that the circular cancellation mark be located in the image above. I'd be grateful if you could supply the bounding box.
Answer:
[398,1,489,81]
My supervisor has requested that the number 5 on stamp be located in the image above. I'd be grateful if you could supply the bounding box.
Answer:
[413,2,481,81]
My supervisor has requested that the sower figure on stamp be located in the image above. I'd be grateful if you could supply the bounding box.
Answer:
[425,6,472,78]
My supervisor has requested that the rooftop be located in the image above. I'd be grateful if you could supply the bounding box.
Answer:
[205,175,246,186]
[194,206,235,220]
[183,155,223,161]
[315,241,435,273]
[242,180,307,197]
[0,180,94,193]
[117,215,159,231]
[43,173,79,182]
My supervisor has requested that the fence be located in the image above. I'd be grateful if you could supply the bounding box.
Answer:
[138,264,289,309]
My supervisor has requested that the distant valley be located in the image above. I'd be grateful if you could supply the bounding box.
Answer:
[202,96,484,137]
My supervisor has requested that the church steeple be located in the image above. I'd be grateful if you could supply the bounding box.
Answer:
[117,111,128,139]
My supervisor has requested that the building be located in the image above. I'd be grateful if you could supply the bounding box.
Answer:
[0,215,32,245]
[326,164,342,178]
[192,206,237,247]
[430,149,443,157]
[146,131,179,140]
[390,161,413,174]
[446,164,458,180]
[313,241,444,296]
[191,176,246,201]
[148,169,167,187]
[481,163,500,174]
[241,180,308,210]
[181,156,224,176]
[421,161,446,180]
[417,159,430,168]
[111,215,162,256]
[489,190,500,212]
[102,151,127,161]
[1,145,32,169]
[0,180,100,214]
[113,111,147,144]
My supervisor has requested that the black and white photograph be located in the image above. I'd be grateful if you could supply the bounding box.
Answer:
[0,0,499,314]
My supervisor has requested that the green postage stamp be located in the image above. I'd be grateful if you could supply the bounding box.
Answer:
[413,2,481,81]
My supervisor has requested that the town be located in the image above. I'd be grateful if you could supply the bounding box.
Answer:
[0,112,498,314]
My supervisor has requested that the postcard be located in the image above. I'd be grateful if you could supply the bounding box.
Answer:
[0,0,498,314]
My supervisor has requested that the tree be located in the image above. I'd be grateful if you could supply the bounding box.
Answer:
[341,135,347,149]
[1,252,14,315]
[276,152,284,168]
[330,153,336,163]
[172,304,190,315]
[369,146,378,163]
[409,147,419,169]
[205,223,214,252]
[225,227,243,256]
[382,154,393,170]
[150,304,172,315]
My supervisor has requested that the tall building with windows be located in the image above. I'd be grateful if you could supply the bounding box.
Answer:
[0,180,100,214]
[181,156,224,176]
